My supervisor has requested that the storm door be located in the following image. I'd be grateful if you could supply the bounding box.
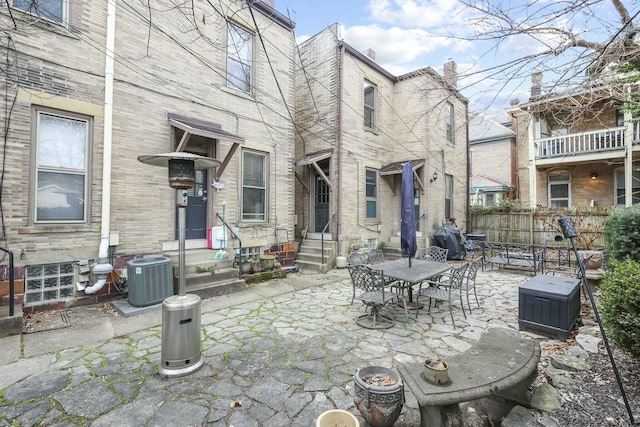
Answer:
[176,169,208,239]
[314,174,330,232]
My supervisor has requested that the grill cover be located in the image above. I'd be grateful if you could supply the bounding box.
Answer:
[432,227,465,260]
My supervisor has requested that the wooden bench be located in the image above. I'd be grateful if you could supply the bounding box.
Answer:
[396,328,541,427]
[482,242,543,274]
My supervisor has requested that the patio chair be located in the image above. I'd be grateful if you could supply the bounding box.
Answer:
[348,264,406,329]
[347,251,369,266]
[460,258,481,312]
[367,249,385,264]
[415,246,448,263]
[347,251,370,304]
[415,263,468,327]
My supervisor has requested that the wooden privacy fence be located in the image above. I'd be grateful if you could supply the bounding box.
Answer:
[468,211,608,249]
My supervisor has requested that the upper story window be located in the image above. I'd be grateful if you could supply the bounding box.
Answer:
[548,173,570,207]
[227,23,253,94]
[364,80,377,130]
[445,102,454,144]
[242,149,267,222]
[365,168,378,220]
[34,109,90,223]
[616,108,625,127]
[13,0,67,24]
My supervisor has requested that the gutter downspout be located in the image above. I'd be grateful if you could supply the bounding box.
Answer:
[465,102,470,232]
[337,42,344,256]
[86,0,115,294]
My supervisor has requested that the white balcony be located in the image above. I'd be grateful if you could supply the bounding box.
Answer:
[535,124,640,160]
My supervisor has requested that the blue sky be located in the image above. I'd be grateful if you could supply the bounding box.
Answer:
[276,0,640,116]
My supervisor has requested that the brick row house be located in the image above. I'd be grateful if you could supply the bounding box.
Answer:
[0,0,296,316]
[508,71,640,209]
[0,1,469,318]
[294,24,469,267]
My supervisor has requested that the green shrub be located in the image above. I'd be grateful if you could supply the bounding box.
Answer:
[600,258,640,357]
[603,205,640,263]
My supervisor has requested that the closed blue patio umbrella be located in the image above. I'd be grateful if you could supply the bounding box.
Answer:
[401,161,417,266]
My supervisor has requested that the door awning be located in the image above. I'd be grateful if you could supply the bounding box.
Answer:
[380,159,424,175]
[380,159,425,194]
[295,148,333,166]
[295,148,333,190]
[168,113,244,178]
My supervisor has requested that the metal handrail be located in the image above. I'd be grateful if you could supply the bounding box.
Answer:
[320,214,334,266]
[215,213,242,279]
[0,247,14,316]
[415,213,426,228]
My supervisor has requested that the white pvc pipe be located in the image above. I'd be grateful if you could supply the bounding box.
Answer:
[89,0,116,292]
[84,278,107,295]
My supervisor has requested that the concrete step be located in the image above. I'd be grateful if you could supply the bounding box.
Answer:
[163,249,246,299]
[185,277,248,299]
[295,251,335,263]
[295,259,333,273]
[0,305,24,338]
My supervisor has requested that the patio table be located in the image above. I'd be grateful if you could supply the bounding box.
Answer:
[373,258,452,308]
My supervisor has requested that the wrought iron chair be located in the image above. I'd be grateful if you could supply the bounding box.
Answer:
[415,263,468,327]
[348,264,405,329]
[367,249,385,264]
[347,251,369,266]
[415,246,449,263]
[347,251,370,304]
[460,258,481,312]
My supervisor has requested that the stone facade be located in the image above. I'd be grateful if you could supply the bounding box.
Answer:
[0,1,295,307]
[295,25,469,255]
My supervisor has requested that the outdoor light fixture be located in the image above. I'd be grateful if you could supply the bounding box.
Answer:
[138,151,221,378]
[591,172,598,180]
[430,172,438,183]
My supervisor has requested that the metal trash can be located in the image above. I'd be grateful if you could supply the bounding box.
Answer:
[159,294,204,377]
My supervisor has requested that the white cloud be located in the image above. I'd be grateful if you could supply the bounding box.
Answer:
[367,0,463,28]
[343,24,470,68]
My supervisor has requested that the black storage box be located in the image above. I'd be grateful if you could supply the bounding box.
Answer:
[518,275,581,340]
[466,233,486,241]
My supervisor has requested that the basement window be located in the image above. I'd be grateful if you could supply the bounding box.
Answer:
[24,262,75,305]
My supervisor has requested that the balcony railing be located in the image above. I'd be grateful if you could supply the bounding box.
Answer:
[535,124,640,159]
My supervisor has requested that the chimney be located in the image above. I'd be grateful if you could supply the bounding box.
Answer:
[531,70,542,98]
[443,58,457,88]
[260,0,275,7]
[363,48,376,61]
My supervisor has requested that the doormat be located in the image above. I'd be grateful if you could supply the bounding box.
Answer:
[23,310,71,333]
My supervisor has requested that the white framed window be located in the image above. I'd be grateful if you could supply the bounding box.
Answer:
[615,108,625,127]
[365,168,378,220]
[548,173,571,207]
[227,23,253,94]
[34,109,90,223]
[364,80,377,129]
[12,0,67,24]
[445,102,454,144]
[445,174,453,218]
[242,150,267,222]
[615,168,640,206]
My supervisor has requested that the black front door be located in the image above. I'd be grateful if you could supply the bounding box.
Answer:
[176,169,207,240]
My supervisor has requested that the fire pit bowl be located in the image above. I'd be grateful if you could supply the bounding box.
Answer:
[354,366,404,427]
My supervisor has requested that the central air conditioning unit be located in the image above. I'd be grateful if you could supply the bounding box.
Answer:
[127,257,174,307]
